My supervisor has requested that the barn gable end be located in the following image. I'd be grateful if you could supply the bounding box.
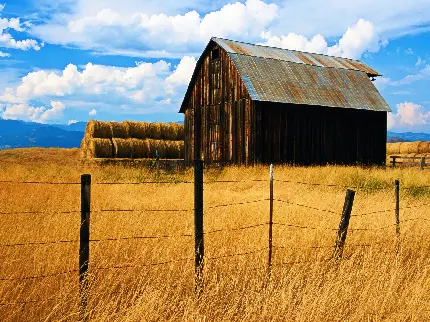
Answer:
[180,38,390,166]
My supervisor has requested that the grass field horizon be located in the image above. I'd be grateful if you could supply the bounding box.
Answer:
[1,148,429,321]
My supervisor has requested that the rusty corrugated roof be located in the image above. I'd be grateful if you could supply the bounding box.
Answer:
[213,37,381,76]
[229,53,391,112]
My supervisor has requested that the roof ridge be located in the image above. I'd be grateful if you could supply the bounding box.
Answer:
[211,36,365,65]
[228,51,373,76]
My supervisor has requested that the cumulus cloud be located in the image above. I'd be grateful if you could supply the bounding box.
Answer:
[260,19,387,59]
[0,56,196,121]
[0,5,43,53]
[388,102,430,130]
[2,100,66,123]
[166,56,197,86]
[31,0,278,57]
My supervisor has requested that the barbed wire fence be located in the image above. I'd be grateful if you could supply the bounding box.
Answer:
[0,162,429,317]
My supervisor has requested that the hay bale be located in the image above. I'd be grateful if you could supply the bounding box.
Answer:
[147,123,163,140]
[146,139,184,159]
[407,141,421,154]
[166,123,185,140]
[126,121,151,139]
[112,138,132,158]
[386,142,401,155]
[130,139,151,158]
[86,120,111,138]
[109,121,129,138]
[418,141,430,154]
[80,137,88,159]
[399,142,411,154]
[88,138,113,158]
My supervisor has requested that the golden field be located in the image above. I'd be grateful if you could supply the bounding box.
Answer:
[0,148,430,321]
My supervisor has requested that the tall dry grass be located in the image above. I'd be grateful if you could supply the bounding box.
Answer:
[0,148,429,321]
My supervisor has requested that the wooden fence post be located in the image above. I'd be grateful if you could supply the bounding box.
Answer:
[391,156,397,168]
[333,189,355,259]
[268,164,274,274]
[194,159,204,295]
[420,157,425,170]
[80,174,91,321]
[395,180,400,253]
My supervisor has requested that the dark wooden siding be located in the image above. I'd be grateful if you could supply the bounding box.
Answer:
[254,102,387,165]
[182,43,387,166]
[183,43,254,164]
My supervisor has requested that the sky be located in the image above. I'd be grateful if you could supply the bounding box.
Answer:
[0,0,429,132]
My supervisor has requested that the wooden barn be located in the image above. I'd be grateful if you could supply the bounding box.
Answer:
[179,37,391,165]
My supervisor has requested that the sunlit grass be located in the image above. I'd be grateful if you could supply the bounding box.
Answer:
[0,148,429,321]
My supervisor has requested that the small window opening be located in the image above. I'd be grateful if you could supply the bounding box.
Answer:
[212,48,220,60]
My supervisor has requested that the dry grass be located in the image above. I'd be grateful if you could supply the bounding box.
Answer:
[0,148,430,321]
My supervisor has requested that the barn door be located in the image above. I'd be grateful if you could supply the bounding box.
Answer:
[209,105,222,162]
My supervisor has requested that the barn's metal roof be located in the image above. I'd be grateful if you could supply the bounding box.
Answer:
[229,53,391,112]
[179,38,391,113]
[213,37,381,76]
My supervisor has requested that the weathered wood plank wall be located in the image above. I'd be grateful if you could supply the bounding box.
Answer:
[183,43,387,166]
[184,43,253,164]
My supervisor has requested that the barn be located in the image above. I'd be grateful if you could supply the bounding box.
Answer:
[179,37,391,166]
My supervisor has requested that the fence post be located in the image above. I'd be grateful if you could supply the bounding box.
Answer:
[391,156,396,168]
[395,180,400,253]
[420,157,425,170]
[268,164,274,275]
[80,174,91,321]
[333,189,355,260]
[194,159,204,295]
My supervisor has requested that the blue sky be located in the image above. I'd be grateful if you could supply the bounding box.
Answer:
[0,0,429,132]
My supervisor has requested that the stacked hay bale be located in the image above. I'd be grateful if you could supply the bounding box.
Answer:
[81,120,184,159]
[386,141,430,157]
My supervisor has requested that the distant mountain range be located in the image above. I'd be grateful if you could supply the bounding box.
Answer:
[0,119,428,150]
[387,131,430,143]
[0,119,86,150]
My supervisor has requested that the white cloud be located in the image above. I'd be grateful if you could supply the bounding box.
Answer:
[0,58,194,121]
[166,56,196,86]
[391,64,430,86]
[0,5,43,53]
[2,100,66,123]
[416,57,425,66]
[68,119,78,125]
[388,102,430,130]
[31,0,278,57]
[373,77,391,90]
[0,50,9,57]
[405,48,414,55]
[24,0,430,60]
[260,19,386,59]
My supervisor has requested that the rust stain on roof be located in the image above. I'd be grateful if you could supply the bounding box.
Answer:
[213,37,382,76]
[228,53,391,112]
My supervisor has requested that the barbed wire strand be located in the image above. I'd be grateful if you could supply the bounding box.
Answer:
[1,239,77,248]
[275,199,337,214]
[96,208,192,213]
[206,247,268,261]
[95,257,193,271]
[206,199,267,210]
[0,210,79,215]
[0,269,78,282]
[272,222,337,231]
[95,181,193,185]
[0,180,80,185]
[205,223,267,235]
